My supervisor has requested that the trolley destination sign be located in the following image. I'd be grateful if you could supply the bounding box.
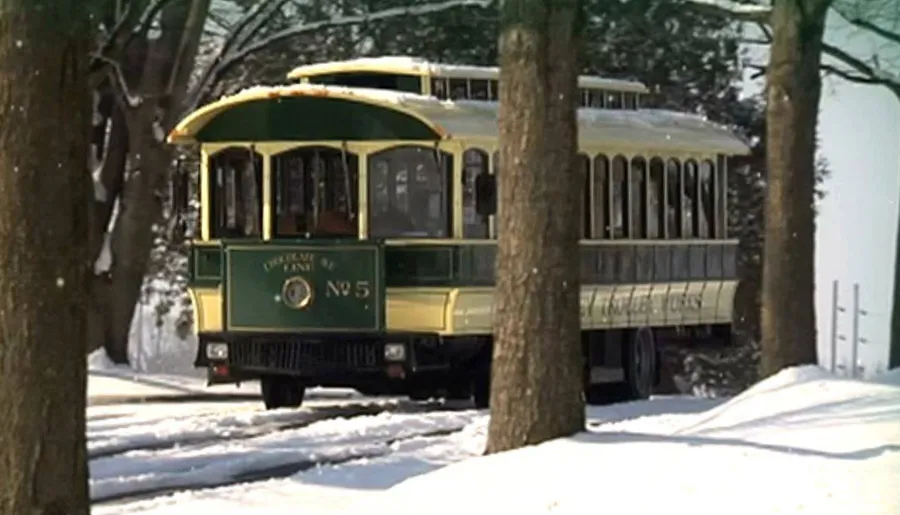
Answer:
[581,290,704,319]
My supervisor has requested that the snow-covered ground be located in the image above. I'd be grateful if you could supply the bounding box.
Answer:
[87,365,899,514]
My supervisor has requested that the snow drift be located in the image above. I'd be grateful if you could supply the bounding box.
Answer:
[351,366,900,515]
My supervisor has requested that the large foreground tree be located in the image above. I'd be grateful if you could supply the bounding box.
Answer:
[758,0,832,375]
[0,0,93,513]
[486,0,586,454]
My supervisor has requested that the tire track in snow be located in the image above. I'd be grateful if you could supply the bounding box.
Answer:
[88,399,463,460]
[90,420,473,505]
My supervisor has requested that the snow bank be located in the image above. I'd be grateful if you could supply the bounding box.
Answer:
[88,347,131,372]
[350,366,900,515]
[871,367,900,387]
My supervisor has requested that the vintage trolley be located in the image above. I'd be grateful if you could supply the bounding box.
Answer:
[169,56,749,410]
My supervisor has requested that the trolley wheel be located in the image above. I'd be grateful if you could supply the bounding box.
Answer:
[584,384,610,405]
[445,381,472,401]
[260,375,306,410]
[472,363,490,409]
[621,327,657,401]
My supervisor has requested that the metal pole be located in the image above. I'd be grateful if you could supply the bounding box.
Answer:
[830,280,839,373]
[850,283,860,378]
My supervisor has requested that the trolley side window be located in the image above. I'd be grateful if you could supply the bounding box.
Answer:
[666,159,683,238]
[307,72,421,93]
[611,155,629,238]
[578,153,591,239]
[592,155,610,238]
[492,150,500,238]
[648,157,666,239]
[630,156,648,239]
[368,145,453,239]
[208,147,263,239]
[431,77,498,101]
[683,160,699,238]
[698,159,716,239]
[463,148,490,239]
[717,154,728,239]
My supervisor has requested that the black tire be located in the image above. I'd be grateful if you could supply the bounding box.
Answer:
[584,384,610,405]
[472,363,490,409]
[445,381,472,401]
[260,375,306,410]
[622,327,657,401]
[583,328,657,405]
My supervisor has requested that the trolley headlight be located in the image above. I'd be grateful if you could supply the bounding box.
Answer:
[206,342,228,360]
[384,343,406,362]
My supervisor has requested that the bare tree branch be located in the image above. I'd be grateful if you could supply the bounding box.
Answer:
[99,2,133,55]
[755,21,772,41]
[739,37,772,45]
[230,0,296,55]
[846,17,900,45]
[822,41,900,98]
[134,0,179,40]
[747,63,766,80]
[832,6,900,46]
[188,0,492,110]
[686,0,900,97]
[165,0,212,99]
[821,63,887,84]
[95,0,176,66]
[215,0,277,62]
[92,52,143,108]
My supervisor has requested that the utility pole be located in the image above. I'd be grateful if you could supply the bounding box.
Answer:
[849,283,869,379]
[830,280,840,373]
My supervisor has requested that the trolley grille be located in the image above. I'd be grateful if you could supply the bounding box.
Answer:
[229,338,379,373]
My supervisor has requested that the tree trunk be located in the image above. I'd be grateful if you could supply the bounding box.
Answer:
[87,0,211,365]
[0,2,92,513]
[760,0,828,377]
[485,0,585,454]
[105,111,172,364]
[890,192,900,369]
[882,87,900,372]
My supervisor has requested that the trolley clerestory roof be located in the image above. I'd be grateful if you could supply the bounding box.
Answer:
[286,56,650,94]
[168,83,750,155]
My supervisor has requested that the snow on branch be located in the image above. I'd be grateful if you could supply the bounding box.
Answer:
[133,0,178,37]
[189,0,491,110]
[684,0,771,23]
[92,53,143,108]
[228,0,295,58]
[214,0,285,63]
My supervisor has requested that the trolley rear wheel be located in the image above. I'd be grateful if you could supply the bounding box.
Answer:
[613,327,657,401]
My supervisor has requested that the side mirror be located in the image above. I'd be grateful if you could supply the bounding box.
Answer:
[475,173,497,217]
